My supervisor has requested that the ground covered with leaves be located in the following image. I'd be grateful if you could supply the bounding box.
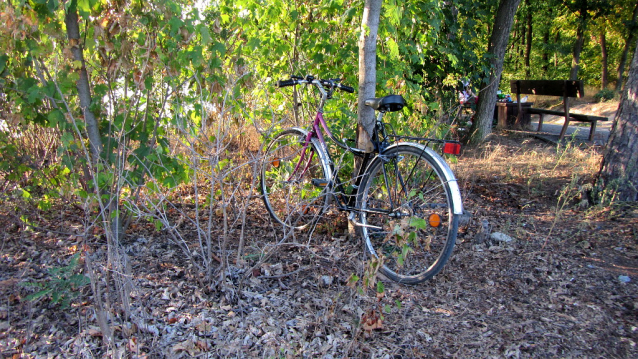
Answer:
[1,132,637,358]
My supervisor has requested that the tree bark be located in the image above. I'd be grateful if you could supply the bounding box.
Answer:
[616,2,638,92]
[65,6,102,161]
[570,16,586,80]
[542,29,550,75]
[357,0,382,154]
[524,0,532,79]
[469,0,522,144]
[597,38,638,202]
[542,6,552,76]
[599,29,608,89]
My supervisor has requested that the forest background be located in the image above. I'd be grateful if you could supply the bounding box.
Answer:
[1,0,637,357]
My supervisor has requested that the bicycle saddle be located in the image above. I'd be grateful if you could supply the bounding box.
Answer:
[364,95,406,112]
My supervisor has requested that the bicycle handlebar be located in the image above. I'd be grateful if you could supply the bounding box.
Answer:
[337,83,355,93]
[276,79,297,87]
[276,75,355,93]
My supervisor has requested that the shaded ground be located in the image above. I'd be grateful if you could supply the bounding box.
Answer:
[1,131,637,358]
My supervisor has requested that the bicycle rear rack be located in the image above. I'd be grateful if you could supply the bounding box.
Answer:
[387,136,461,155]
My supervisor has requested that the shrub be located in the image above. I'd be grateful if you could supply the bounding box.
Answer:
[594,89,615,102]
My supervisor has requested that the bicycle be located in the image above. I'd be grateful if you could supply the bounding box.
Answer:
[260,75,463,284]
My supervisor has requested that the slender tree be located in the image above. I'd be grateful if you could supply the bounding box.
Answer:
[616,1,638,92]
[599,28,609,89]
[597,38,638,202]
[469,0,522,144]
[569,0,588,80]
[524,0,533,79]
[357,0,382,154]
[64,4,102,163]
[566,0,612,81]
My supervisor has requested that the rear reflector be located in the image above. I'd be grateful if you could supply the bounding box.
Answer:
[443,142,461,155]
[429,213,441,227]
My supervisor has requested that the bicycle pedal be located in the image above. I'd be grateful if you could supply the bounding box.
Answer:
[312,179,329,188]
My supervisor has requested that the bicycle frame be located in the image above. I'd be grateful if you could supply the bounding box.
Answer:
[291,109,373,210]
[281,77,461,215]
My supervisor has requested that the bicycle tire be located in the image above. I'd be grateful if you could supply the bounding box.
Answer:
[356,143,463,284]
[260,128,332,229]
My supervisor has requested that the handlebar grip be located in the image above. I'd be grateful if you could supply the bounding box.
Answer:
[276,79,297,87]
[338,84,355,93]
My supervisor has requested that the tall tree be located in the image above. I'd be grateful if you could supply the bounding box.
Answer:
[569,0,588,80]
[616,1,638,92]
[470,0,522,144]
[597,37,638,202]
[565,0,612,81]
[599,28,609,89]
[64,4,102,162]
[524,0,533,79]
[357,0,382,154]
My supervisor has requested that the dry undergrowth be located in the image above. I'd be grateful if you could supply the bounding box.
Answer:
[1,131,637,358]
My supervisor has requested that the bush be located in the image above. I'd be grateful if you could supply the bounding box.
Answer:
[594,89,615,102]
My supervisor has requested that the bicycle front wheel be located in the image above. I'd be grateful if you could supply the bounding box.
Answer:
[357,143,462,284]
[260,128,331,230]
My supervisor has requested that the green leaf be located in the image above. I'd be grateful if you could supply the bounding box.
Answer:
[25,289,53,302]
[77,0,91,19]
[247,38,260,50]
[409,217,427,230]
[388,38,400,60]
[144,76,153,91]
[0,54,8,75]
[47,0,59,12]
[21,189,31,199]
[46,110,64,128]
[199,26,212,45]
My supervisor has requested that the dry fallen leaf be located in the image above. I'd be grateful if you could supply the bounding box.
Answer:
[361,309,383,332]
[172,339,200,356]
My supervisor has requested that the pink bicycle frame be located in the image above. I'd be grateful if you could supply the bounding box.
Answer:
[287,111,334,182]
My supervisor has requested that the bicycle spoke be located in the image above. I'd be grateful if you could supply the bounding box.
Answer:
[357,144,459,284]
[261,129,329,230]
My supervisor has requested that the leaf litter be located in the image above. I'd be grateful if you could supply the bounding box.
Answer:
[0,132,637,358]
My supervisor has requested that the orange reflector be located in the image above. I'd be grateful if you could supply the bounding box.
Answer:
[443,142,461,155]
[271,159,280,168]
[429,213,441,227]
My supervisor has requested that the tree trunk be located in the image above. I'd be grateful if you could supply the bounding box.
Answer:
[524,0,532,79]
[616,2,638,92]
[357,0,382,154]
[64,6,102,161]
[599,29,608,89]
[542,29,550,75]
[570,17,586,80]
[554,32,560,67]
[469,0,522,144]
[597,38,638,202]
[542,6,552,76]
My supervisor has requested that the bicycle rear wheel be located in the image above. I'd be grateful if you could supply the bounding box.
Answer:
[356,143,462,284]
[260,128,331,229]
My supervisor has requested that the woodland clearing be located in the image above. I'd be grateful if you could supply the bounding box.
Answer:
[1,103,637,358]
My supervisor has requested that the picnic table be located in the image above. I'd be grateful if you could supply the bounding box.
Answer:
[495,102,534,129]
[510,80,609,141]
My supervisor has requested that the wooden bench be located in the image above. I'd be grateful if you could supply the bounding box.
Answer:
[510,80,608,141]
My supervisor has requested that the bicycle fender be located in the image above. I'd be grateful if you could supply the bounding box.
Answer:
[289,127,333,181]
[381,142,464,216]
